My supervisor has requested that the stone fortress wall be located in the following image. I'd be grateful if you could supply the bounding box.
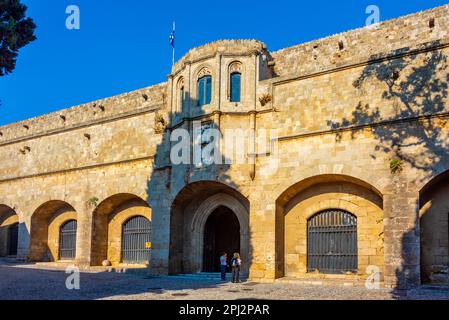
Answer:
[2,4,449,289]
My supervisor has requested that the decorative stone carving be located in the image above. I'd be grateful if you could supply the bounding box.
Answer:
[197,67,211,79]
[229,61,242,74]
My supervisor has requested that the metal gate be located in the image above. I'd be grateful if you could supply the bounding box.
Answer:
[307,209,357,274]
[59,220,77,260]
[8,223,18,256]
[121,216,151,263]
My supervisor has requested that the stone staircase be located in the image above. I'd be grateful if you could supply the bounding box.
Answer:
[169,272,248,282]
[0,256,18,264]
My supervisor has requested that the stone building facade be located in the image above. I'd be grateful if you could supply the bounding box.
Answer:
[1,5,449,289]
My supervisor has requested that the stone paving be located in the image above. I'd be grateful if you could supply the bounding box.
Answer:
[1,261,449,300]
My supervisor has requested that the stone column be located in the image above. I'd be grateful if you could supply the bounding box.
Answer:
[16,214,31,261]
[148,168,172,276]
[148,203,171,275]
[383,175,421,289]
[248,196,277,282]
[75,207,93,266]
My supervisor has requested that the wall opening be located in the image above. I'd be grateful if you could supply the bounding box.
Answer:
[0,205,19,257]
[29,201,77,262]
[419,170,449,284]
[276,174,383,279]
[202,206,240,272]
[7,223,19,256]
[91,193,151,266]
[169,181,250,275]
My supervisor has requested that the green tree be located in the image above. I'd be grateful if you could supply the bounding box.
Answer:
[0,0,36,76]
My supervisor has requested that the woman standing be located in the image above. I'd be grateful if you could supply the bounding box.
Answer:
[231,252,242,283]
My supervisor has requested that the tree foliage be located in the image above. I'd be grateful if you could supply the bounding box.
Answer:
[0,0,36,76]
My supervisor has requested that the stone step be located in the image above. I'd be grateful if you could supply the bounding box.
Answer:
[0,256,18,264]
[170,272,248,281]
[421,285,449,292]
[276,277,379,287]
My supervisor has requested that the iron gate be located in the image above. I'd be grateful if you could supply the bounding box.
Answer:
[8,223,18,256]
[59,220,77,260]
[121,216,151,263]
[307,209,357,274]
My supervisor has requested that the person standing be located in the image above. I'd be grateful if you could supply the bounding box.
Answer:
[219,252,228,281]
[231,252,242,283]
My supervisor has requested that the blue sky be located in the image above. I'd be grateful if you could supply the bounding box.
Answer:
[1,0,448,125]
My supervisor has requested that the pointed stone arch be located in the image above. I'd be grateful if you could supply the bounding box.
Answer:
[189,193,249,275]
[169,181,250,275]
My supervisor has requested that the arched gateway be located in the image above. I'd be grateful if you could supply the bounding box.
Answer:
[169,182,250,275]
[203,206,240,272]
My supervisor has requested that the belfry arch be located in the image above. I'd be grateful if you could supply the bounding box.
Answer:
[169,181,250,275]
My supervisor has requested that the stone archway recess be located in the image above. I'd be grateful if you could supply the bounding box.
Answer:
[29,201,77,262]
[275,174,384,279]
[0,205,19,257]
[419,170,449,284]
[190,193,249,275]
[91,193,151,266]
[169,181,250,276]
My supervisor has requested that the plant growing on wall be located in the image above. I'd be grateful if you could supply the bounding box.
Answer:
[389,158,403,174]
[88,196,99,208]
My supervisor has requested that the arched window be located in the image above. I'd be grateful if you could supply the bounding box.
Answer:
[59,220,77,260]
[177,77,185,112]
[307,209,357,274]
[230,72,241,103]
[121,216,151,263]
[197,75,212,107]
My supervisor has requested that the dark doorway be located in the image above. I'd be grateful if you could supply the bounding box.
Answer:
[203,206,240,272]
[7,223,18,256]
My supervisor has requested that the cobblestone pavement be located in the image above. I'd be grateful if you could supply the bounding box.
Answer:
[1,262,449,300]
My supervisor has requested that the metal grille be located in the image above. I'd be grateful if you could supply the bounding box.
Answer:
[121,216,151,263]
[8,223,18,256]
[59,220,77,260]
[307,209,357,274]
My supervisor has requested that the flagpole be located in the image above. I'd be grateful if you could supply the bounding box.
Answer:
[172,21,176,66]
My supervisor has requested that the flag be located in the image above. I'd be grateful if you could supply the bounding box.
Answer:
[169,28,175,48]
[170,22,176,65]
